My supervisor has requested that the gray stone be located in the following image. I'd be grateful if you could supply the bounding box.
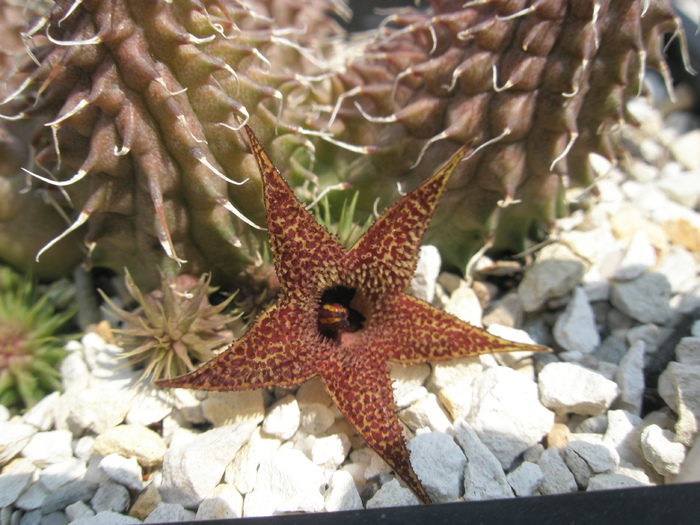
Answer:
[64,501,95,522]
[144,503,194,523]
[587,473,650,491]
[566,438,620,474]
[553,288,600,354]
[538,362,619,416]
[454,422,513,501]
[366,479,420,509]
[160,421,257,509]
[42,479,99,514]
[537,448,578,495]
[90,481,130,514]
[0,422,37,464]
[408,431,466,503]
[675,337,700,367]
[609,273,672,324]
[0,458,38,507]
[603,410,645,468]
[195,484,243,520]
[19,509,42,525]
[595,336,629,365]
[41,511,69,525]
[70,510,141,525]
[561,445,592,489]
[39,457,87,491]
[467,367,554,469]
[656,245,697,293]
[614,340,646,415]
[518,244,585,312]
[15,482,50,511]
[506,462,544,497]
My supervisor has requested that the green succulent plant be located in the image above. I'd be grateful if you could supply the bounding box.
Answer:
[100,271,243,383]
[0,266,75,410]
[0,0,689,292]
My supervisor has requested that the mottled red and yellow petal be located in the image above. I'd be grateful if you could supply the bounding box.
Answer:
[156,298,324,391]
[348,145,469,300]
[372,293,549,363]
[244,125,346,295]
[318,353,431,504]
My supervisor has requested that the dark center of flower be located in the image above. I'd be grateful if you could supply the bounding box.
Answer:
[317,287,365,340]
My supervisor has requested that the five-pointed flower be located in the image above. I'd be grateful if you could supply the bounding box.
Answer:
[156,125,548,504]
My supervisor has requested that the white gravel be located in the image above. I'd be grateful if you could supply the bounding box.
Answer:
[1,94,700,523]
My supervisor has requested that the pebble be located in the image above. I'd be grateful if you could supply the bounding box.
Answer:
[311,433,351,471]
[125,389,172,426]
[160,421,257,509]
[675,337,700,366]
[408,245,441,303]
[242,449,326,516]
[91,480,130,513]
[98,454,143,491]
[518,244,585,312]
[656,245,698,293]
[609,273,673,324]
[15,481,50,510]
[127,483,161,521]
[640,425,687,477]
[0,459,38,507]
[390,363,431,408]
[21,430,73,467]
[144,503,194,523]
[41,479,98,514]
[23,392,60,431]
[537,447,578,495]
[66,389,136,435]
[603,410,645,468]
[39,457,87,491]
[92,424,167,468]
[408,431,466,503]
[553,287,600,354]
[324,471,364,512]
[506,461,544,497]
[201,390,265,427]
[657,362,700,446]
[65,501,95,522]
[70,510,141,525]
[614,340,646,415]
[538,362,619,416]
[613,231,657,280]
[427,356,482,392]
[466,367,554,469]
[225,427,281,495]
[454,422,513,501]
[195,484,243,520]
[365,479,420,509]
[398,393,453,435]
[0,422,37,464]
[299,403,336,435]
[261,395,301,441]
[587,472,650,491]
[669,129,700,170]
[444,280,483,326]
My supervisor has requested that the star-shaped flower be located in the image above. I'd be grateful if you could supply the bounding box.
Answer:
[156,125,547,503]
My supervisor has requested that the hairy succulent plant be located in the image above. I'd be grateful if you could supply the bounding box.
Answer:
[100,271,243,383]
[0,0,689,290]
[315,0,689,271]
[0,265,75,410]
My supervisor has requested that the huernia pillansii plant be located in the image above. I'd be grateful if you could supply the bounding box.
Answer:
[0,265,75,410]
[100,271,243,383]
[0,0,689,289]
[156,125,549,504]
